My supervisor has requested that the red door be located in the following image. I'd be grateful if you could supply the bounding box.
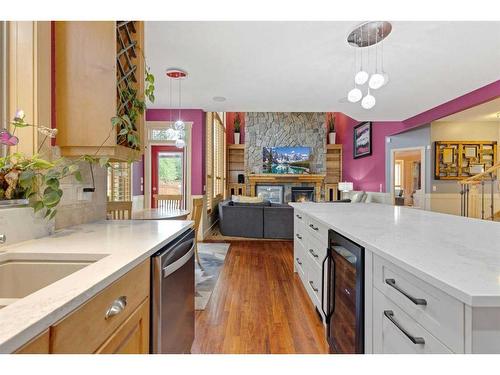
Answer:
[151,145,185,208]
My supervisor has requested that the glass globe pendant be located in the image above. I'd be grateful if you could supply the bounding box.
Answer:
[361,89,376,109]
[175,138,185,148]
[354,70,369,85]
[174,120,185,131]
[347,87,362,103]
[368,73,385,89]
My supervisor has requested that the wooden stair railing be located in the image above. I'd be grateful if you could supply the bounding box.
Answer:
[458,162,500,220]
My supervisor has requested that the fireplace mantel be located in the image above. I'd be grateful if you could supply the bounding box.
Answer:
[248,174,325,202]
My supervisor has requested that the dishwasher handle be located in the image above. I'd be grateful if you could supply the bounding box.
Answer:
[163,242,195,278]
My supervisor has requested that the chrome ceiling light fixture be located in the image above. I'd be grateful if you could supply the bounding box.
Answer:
[166,68,188,148]
[347,21,392,110]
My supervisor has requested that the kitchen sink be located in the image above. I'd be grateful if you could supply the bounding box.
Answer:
[0,252,106,309]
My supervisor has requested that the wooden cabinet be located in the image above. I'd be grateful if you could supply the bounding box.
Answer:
[54,21,144,161]
[226,144,245,196]
[95,298,150,354]
[14,259,150,354]
[14,330,50,354]
[293,210,328,322]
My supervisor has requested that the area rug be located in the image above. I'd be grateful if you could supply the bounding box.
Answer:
[195,242,230,310]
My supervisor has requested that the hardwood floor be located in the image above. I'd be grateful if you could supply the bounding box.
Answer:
[191,240,329,354]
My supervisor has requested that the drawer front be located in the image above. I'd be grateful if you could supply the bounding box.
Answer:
[51,259,150,353]
[373,255,464,353]
[304,234,327,269]
[373,288,453,354]
[305,259,328,321]
[294,241,307,279]
[305,215,328,243]
[294,210,306,227]
[294,217,307,246]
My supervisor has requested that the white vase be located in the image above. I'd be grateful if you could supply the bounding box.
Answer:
[329,132,336,144]
[234,132,240,144]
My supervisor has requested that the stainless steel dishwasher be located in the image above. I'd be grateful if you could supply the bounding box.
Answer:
[151,228,195,354]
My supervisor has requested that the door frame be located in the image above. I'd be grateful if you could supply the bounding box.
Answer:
[389,146,426,208]
[144,121,192,211]
[150,146,185,208]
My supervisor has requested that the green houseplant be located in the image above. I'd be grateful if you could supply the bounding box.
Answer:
[233,113,241,144]
[0,67,155,219]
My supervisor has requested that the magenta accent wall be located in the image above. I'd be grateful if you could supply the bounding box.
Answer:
[146,109,206,196]
[336,79,500,192]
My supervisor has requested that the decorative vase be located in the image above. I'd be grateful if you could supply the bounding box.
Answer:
[329,132,336,144]
[234,132,240,144]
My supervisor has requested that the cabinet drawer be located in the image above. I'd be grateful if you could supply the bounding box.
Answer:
[305,259,328,318]
[304,234,327,269]
[294,211,306,226]
[294,220,307,246]
[373,288,453,354]
[373,255,464,353]
[294,241,306,278]
[305,215,328,243]
[51,259,150,353]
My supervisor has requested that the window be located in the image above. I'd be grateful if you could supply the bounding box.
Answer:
[394,160,403,189]
[107,162,131,202]
[205,112,225,212]
[149,127,183,142]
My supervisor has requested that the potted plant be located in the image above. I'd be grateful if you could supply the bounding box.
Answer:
[328,114,336,144]
[233,113,241,144]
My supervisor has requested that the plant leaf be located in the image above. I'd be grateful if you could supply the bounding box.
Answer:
[33,201,44,213]
[74,170,82,182]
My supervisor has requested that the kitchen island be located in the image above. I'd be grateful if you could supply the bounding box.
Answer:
[0,219,193,353]
[290,202,500,354]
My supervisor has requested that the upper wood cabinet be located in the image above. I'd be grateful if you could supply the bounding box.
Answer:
[54,21,145,161]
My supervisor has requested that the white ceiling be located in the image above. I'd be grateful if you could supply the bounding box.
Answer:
[436,97,500,122]
[145,21,500,121]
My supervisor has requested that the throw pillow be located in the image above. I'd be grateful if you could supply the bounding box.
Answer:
[351,191,366,203]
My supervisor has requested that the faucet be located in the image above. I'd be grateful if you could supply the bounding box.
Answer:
[0,234,6,245]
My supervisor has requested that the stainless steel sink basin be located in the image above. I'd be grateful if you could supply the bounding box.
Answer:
[0,252,106,309]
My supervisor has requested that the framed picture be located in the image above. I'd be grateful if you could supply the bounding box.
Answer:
[353,121,372,159]
[464,146,477,158]
[469,164,485,174]
[442,147,454,163]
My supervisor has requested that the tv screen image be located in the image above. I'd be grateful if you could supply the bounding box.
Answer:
[262,146,311,174]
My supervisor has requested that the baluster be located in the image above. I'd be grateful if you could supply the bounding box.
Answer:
[491,172,495,221]
[481,179,485,220]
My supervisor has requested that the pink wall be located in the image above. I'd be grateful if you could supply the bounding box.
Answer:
[336,79,500,192]
[146,109,206,196]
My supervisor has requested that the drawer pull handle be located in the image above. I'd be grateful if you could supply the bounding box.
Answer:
[309,249,319,258]
[296,257,302,265]
[309,280,319,292]
[296,214,302,219]
[383,310,425,345]
[105,296,127,320]
[309,224,319,231]
[385,278,427,306]
[296,234,302,240]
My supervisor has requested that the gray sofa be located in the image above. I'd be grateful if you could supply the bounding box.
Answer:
[218,200,293,239]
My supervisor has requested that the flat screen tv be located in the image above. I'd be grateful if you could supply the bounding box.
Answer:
[262,146,311,174]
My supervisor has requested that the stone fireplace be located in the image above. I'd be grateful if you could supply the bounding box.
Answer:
[291,187,315,202]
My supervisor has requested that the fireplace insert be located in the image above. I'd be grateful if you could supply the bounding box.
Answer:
[291,187,314,202]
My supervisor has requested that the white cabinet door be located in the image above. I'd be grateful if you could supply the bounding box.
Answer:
[373,288,453,354]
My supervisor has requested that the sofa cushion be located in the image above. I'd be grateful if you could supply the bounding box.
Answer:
[231,200,271,207]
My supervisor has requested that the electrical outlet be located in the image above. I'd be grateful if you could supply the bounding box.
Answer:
[432,185,437,192]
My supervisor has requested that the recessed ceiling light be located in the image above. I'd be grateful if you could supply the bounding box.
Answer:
[213,96,226,102]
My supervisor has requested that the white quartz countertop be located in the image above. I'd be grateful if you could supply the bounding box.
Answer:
[0,219,193,353]
[289,202,500,307]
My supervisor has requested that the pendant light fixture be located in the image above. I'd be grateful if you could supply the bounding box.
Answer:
[354,26,369,85]
[348,47,362,103]
[346,21,392,110]
[166,68,188,148]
